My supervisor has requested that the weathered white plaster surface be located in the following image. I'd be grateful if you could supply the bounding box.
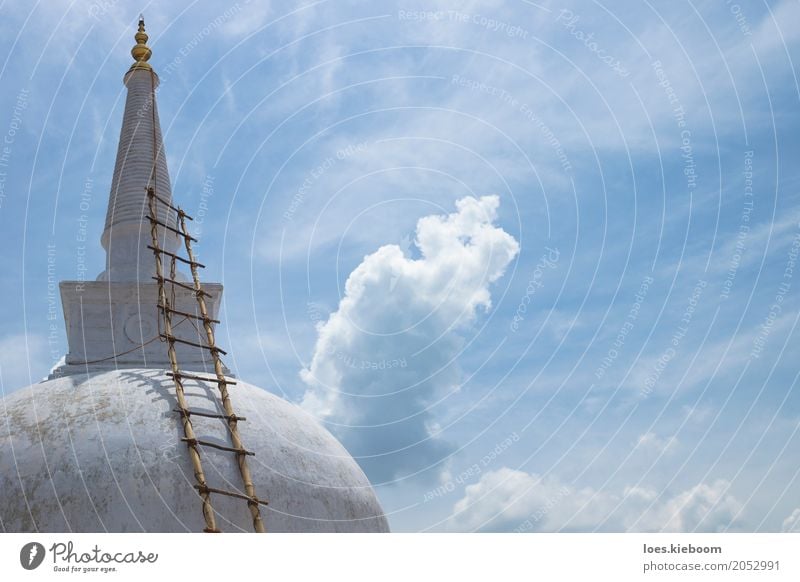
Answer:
[0,369,389,532]
[54,281,227,376]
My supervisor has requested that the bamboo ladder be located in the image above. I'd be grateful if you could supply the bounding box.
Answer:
[146,187,267,533]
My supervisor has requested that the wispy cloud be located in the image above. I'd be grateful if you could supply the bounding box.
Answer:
[447,466,741,532]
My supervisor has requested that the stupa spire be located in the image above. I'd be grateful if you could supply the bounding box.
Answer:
[99,16,179,281]
[130,15,153,71]
[53,18,224,376]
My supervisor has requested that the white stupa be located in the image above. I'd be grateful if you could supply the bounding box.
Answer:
[0,19,389,533]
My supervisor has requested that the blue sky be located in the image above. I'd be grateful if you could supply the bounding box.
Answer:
[1,0,799,532]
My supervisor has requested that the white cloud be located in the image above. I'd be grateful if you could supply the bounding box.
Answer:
[219,1,272,38]
[448,467,741,532]
[634,480,742,533]
[300,195,519,483]
[623,302,799,400]
[782,507,800,532]
[682,403,714,424]
[752,1,800,53]
[635,432,679,455]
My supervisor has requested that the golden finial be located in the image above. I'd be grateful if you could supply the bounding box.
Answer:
[130,15,152,71]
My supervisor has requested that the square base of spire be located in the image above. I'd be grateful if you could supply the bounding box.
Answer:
[52,280,228,377]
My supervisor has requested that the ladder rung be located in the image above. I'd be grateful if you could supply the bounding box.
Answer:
[151,276,214,297]
[182,437,254,456]
[166,371,237,385]
[146,187,194,220]
[194,484,268,506]
[147,215,198,242]
[173,408,246,422]
[160,334,228,355]
[147,245,205,268]
[158,304,220,324]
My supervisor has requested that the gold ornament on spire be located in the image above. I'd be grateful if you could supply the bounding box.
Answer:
[130,15,152,71]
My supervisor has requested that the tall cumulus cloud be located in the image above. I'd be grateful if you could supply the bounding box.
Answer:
[301,195,519,484]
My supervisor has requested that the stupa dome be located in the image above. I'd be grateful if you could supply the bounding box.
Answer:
[0,369,388,532]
